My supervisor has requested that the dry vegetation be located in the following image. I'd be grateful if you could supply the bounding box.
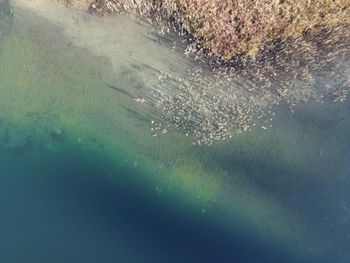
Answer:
[87,0,350,59]
[53,0,350,143]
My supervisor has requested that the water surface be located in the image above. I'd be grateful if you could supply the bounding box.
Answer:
[0,1,350,262]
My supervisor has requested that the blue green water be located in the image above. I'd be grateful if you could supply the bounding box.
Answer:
[0,138,308,263]
[0,2,350,262]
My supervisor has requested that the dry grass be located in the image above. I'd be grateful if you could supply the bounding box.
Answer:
[173,0,350,58]
[88,0,350,59]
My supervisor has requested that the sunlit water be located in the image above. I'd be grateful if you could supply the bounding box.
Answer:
[0,1,350,262]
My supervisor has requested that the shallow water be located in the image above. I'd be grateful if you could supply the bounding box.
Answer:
[0,1,350,263]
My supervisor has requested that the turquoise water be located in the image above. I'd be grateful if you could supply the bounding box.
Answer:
[1,1,350,262]
[0,137,307,263]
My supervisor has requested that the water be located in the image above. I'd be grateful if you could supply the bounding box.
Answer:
[0,1,350,262]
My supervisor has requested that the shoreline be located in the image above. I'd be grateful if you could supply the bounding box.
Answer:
[9,0,350,145]
[14,1,350,72]
[54,0,350,60]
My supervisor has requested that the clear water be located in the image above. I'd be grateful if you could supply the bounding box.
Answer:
[0,1,350,262]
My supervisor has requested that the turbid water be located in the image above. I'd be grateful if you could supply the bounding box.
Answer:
[0,1,350,262]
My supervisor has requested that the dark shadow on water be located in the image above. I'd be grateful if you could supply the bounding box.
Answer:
[0,145,313,263]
